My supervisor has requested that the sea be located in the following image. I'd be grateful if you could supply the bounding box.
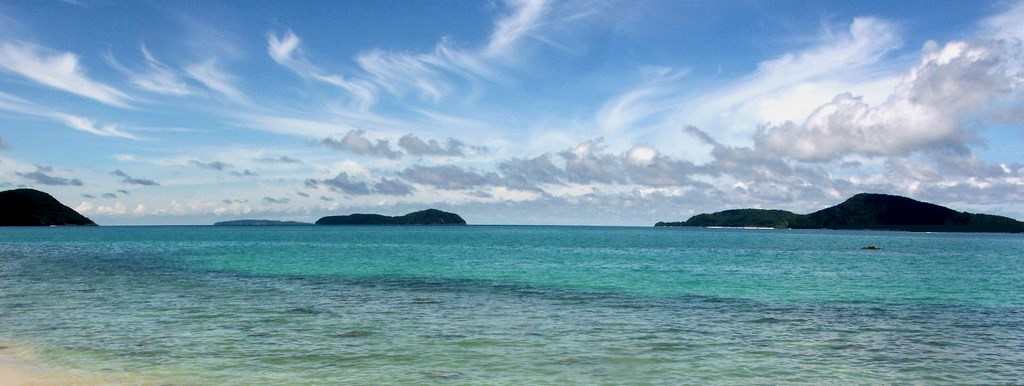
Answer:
[1,225,1022,384]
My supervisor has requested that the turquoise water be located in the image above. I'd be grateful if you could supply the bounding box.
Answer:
[1,226,1022,384]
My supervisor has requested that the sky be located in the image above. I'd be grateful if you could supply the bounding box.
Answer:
[1,0,1023,225]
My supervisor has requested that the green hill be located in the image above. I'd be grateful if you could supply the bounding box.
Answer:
[656,193,1024,233]
[316,209,466,225]
[0,188,96,226]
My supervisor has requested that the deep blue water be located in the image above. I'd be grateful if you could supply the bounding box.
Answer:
[1,226,1022,384]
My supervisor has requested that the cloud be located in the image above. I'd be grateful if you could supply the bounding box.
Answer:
[0,40,134,107]
[398,134,474,157]
[267,30,377,110]
[305,171,371,195]
[484,0,549,57]
[111,169,159,186]
[372,177,415,196]
[101,192,117,199]
[754,38,1024,161]
[398,164,503,190]
[255,155,302,164]
[322,129,402,159]
[106,45,191,96]
[52,113,138,139]
[595,67,688,134]
[81,193,95,198]
[262,196,290,204]
[685,17,903,142]
[0,92,137,139]
[17,165,83,186]
[295,191,310,198]
[189,160,233,171]
[0,136,6,150]
[230,169,257,177]
[185,59,246,102]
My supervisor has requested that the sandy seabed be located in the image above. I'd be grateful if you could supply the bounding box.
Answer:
[0,343,157,386]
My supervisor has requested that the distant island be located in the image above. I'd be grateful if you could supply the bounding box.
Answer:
[316,209,466,225]
[656,193,1024,233]
[213,219,311,226]
[0,188,96,226]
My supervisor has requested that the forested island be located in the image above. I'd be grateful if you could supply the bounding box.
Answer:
[656,193,1024,233]
[316,209,466,225]
[0,188,95,226]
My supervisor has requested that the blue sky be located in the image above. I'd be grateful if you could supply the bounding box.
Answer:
[1,0,1023,225]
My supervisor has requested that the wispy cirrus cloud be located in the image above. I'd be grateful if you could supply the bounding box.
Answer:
[106,45,191,96]
[0,40,134,108]
[185,59,246,102]
[0,92,138,139]
[267,30,378,110]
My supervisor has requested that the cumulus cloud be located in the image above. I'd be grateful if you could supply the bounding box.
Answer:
[305,172,371,195]
[230,169,257,177]
[398,134,477,157]
[398,164,502,190]
[295,191,310,198]
[754,39,1024,161]
[322,129,402,159]
[262,196,290,204]
[189,160,232,171]
[305,171,415,196]
[255,155,303,164]
[17,165,83,186]
[372,177,415,196]
[111,169,159,186]
[0,40,133,107]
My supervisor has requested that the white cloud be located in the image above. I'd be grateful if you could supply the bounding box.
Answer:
[267,30,378,110]
[0,91,138,139]
[185,59,246,102]
[107,45,191,96]
[484,0,549,57]
[685,17,903,143]
[755,38,1023,161]
[52,113,138,140]
[0,40,134,107]
[595,67,688,134]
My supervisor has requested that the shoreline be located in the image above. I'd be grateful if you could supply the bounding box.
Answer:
[0,342,157,386]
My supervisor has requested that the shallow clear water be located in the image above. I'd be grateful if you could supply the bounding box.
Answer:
[1,225,1022,384]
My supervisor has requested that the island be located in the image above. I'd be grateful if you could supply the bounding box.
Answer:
[655,193,1024,233]
[0,188,96,226]
[316,209,466,225]
[213,219,311,226]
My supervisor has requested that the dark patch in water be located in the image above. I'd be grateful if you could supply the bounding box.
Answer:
[747,317,806,324]
[411,297,441,304]
[285,306,323,315]
[336,330,372,338]
[425,370,463,380]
